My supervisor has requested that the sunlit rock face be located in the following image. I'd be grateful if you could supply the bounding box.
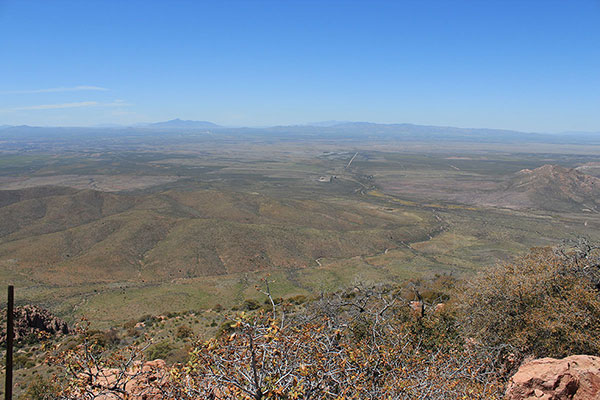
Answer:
[506,355,600,400]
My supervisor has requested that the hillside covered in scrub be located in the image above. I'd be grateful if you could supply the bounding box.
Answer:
[5,239,600,399]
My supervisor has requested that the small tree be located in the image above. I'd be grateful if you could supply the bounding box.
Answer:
[166,284,503,399]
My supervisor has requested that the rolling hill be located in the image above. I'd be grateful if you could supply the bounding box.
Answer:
[0,186,436,286]
[500,165,600,212]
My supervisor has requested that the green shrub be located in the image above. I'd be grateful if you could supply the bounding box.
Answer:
[13,353,35,369]
[176,325,194,339]
[19,377,60,400]
[288,294,308,305]
[103,329,121,347]
[216,320,236,337]
[243,299,261,311]
[146,340,173,360]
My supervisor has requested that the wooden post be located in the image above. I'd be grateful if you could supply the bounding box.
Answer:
[4,285,13,400]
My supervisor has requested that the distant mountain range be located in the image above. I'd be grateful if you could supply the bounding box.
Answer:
[304,120,352,127]
[0,120,599,144]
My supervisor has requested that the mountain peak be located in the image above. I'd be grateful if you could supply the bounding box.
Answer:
[147,119,220,129]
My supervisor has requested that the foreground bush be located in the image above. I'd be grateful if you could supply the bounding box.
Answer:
[164,310,502,399]
[459,239,600,360]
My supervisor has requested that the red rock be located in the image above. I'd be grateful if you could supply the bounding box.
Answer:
[92,359,168,400]
[505,355,600,400]
[409,300,424,318]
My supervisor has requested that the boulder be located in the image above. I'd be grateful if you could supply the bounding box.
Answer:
[93,359,168,400]
[409,300,424,318]
[506,355,600,400]
[123,359,168,399]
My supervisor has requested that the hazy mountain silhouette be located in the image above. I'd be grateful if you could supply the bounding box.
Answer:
[146,119,220,129]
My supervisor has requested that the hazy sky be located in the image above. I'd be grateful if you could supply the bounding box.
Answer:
[0,0,599,132]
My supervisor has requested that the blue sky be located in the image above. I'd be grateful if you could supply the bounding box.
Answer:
[0,0,598,132]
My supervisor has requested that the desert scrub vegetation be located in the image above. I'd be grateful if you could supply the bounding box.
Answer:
[160,286,505,400]
[175,325,193,339]
[459,238,600,361]
[37,240,600,399]
[42,284,504,399]
[18,376,61,400]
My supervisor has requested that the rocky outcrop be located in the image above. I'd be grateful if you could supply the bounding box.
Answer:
[509,165,600,212]
[92,359,168,400]
[0,304,69,343]
[506,355,600,400]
